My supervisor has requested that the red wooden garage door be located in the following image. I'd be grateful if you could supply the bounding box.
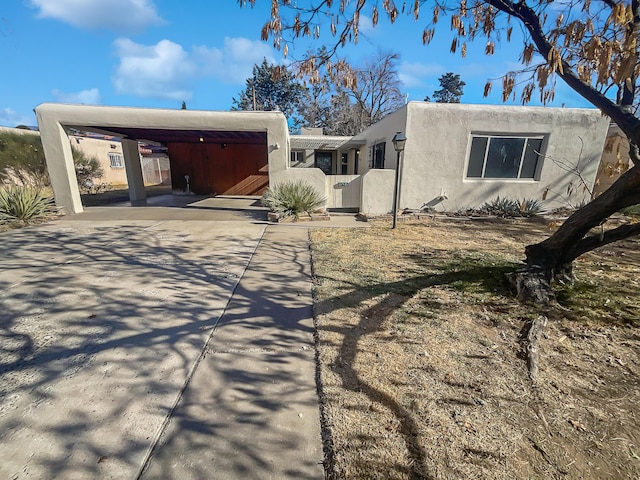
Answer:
[168,142,268,196]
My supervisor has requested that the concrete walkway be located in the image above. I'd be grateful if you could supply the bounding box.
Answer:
[0,201,355,479]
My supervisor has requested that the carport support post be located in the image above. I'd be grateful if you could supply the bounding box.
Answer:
[36,119,84,214]
[122,139,147,205]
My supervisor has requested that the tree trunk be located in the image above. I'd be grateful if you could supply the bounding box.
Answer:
[509,165,640,305]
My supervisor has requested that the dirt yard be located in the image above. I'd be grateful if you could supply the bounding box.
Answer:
[310,217,640,479]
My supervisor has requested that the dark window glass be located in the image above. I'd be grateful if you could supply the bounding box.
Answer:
[484,137,525,178]
[467,137,487,177]
[520,138,543,178]
[373,142,385,169]
[466,135,544,179]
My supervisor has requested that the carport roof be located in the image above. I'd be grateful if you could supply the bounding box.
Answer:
[74,126,267,145]
[290,135,365,151]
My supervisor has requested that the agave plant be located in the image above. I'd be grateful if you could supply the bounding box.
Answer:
[481,196,544,218]
[262,180,326,218]
[0,185,56,222]
[517,198,545,217]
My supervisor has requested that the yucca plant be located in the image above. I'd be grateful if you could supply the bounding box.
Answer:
[0,185,56,223]
[262,180,326,218]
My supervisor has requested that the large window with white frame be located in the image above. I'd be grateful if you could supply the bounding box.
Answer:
[466,135,544,179]
[108,153,124,168]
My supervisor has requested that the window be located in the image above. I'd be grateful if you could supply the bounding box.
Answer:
[109,153,124,168]
[290,150,304,166]
[370,142,385,169]
[467,135,544,179]
[340,153,348,174]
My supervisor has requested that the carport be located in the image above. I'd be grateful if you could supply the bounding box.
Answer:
[35,104,290,214]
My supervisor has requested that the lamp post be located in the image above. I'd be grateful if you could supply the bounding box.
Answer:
[391,131,407,229]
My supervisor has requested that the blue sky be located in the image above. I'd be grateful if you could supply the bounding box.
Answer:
[0,0,592,128]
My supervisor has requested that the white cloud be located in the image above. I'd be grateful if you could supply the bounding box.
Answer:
[398,61,445,88]
[0,108,35,128]
[194,37,277,84]
[112,36,279,101]
[358,14,375,35]
[113,38,197,101]
[30,0,164,33]
[51,88,101,104]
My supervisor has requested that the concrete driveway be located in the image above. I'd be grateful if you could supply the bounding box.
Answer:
[0,199,326,479]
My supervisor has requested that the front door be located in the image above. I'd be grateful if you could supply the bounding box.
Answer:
[315,151,333,175]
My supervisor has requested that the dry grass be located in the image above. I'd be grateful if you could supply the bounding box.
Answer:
[310,218,640,479]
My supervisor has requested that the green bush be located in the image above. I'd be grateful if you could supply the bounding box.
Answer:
[0,131,105,191]
[262,180,326,218]
[72,147,104,193]
[0,185,55,223]
[0,131,49,187]
[481,196,544,217]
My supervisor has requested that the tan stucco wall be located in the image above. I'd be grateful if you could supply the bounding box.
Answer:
[270,167,327,204]
[354,107,408,172]
[354,102,609,213]
[360,169,395,215]
[70,135,129,185]
[407,102,608,210]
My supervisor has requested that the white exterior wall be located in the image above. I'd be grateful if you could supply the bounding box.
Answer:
[270,167,327,205]
[354,108,408,172]
[399,102,609,211]
[360,169,395,215]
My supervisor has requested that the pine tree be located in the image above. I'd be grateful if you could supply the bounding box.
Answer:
[232,59,309,131]
[432,73,466,103]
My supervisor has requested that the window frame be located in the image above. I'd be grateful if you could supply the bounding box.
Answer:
[290,150,305,167]
[465,134,546,181]
[369,141,386,169]
[108,152,124,168]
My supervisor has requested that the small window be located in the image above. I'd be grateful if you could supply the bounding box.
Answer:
[371,142,385,169]
[340,153,348,175]
[467,135,544,179]
[109,153,124,168]
[290,150,304,167]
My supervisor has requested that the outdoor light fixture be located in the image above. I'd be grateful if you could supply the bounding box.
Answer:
[391,131,407,229]
[392,131,407,152]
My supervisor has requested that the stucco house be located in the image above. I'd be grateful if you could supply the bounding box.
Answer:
[288,102,610,214]
[34,102,609,215]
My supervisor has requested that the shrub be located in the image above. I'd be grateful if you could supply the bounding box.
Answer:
[0,185,55,223]
[0,131,105,192]
[622,204,640,217]
[72,147,104,193]
[0,131,49,187]
[517,198,545,217]
[262,180,326,218]
[481,196,544,217]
